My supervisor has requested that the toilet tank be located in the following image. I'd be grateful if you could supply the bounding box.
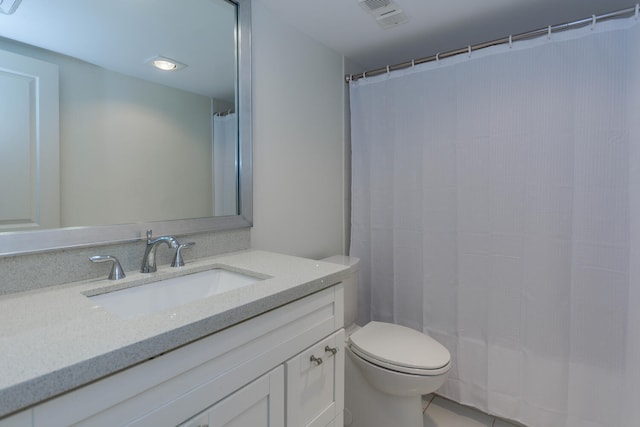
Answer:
[322,255,359,328]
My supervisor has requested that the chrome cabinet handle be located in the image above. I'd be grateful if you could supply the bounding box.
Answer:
[325,345,338,356]
[310,355,323,365]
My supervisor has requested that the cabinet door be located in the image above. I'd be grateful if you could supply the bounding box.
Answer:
[286,329,345,427]
[180,366,284,427]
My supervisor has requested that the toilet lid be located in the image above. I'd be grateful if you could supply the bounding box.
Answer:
[348,321,450,372]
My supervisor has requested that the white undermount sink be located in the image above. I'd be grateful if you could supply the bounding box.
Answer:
[89,268,264,319]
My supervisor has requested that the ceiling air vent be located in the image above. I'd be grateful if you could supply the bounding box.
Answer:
[358,0,408,29]
[0,0,22,15]
[376,9,409,29]
[359,0,394,14]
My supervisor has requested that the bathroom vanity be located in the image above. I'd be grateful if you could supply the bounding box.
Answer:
[0,250,349,426]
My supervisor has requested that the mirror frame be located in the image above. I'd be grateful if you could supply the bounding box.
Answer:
[0,0,252,257]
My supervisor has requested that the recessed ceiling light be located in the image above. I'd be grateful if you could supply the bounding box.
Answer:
[146,56,187,71]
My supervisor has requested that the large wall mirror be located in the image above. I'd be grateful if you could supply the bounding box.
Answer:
[0,0,252,256]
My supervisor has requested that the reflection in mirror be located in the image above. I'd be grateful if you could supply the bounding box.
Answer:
[0,0,252,255]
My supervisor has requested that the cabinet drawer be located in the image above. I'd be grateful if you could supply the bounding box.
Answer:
[286,329,345,427]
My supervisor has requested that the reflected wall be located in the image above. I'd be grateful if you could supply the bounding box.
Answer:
[0,38,234,228]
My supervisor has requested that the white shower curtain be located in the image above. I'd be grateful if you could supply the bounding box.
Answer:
[350,16,640,427]
[213,113,238,216]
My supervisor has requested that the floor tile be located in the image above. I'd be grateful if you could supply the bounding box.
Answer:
[423,396,493,427]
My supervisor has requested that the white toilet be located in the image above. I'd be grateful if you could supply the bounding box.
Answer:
[322,256,451,427]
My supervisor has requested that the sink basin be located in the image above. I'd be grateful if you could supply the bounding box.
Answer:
[89,268,263,319]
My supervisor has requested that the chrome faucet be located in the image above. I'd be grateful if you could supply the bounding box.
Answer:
[140,230,180,273]
[90,255,126,280]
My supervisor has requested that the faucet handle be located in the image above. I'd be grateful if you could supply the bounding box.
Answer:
[171,242,195,267]
[90,255,126,280]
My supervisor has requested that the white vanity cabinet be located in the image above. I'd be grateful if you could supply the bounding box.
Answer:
[177,328,346,427]
[1,284,344,427]
[286,330,345,427]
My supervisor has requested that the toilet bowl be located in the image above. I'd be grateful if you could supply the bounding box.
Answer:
[322,256,451,427]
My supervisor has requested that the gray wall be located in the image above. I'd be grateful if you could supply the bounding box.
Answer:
[250,0,349,260]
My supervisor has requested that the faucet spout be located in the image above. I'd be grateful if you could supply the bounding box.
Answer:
[140,230,180,273]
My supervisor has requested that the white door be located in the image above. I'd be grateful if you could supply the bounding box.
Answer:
[0,48,59,231]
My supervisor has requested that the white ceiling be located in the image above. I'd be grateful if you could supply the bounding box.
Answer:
[0,0,236,101]
[258,0,637,71]
[0,0,634,96]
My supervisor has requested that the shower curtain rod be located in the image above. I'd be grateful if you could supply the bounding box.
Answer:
[345,4,639,83]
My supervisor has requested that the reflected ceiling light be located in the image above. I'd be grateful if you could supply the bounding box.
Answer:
[146,55,187,71]
[0,0,23,15]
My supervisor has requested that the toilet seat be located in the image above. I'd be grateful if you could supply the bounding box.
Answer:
[348,321,451,376]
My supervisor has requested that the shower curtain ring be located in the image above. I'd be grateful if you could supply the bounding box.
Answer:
[411,59,415,68]
[635,4,639,20]
[509,35,513,48]
[591,14,597,30]
[436,53,441,64]
[386,65,390,76]
[547,25,552,39]
[467,45,472,58]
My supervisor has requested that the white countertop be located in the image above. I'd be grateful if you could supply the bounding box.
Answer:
[0,250,351,418]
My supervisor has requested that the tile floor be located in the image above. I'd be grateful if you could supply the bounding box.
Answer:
[423,395,526,427]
